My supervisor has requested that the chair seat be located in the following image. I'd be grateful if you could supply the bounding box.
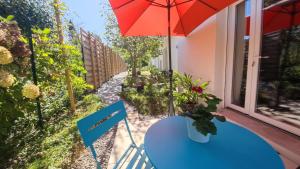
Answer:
[77,101,151,169]
[114,144,154,169]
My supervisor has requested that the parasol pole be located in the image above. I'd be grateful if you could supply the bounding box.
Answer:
[167,0,175,116]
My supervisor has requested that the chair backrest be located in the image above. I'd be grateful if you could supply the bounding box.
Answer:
[77,100,130,148]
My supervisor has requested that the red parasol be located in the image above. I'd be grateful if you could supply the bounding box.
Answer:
[109,0,237,115]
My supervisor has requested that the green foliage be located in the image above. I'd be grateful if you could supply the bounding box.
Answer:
[7,94,104,169]
[112,36,163,69]
[32,27,92,116]
[187,94,224,136]
[101,2,163,82]
[121,67,169,115]
[0,0,53,34]
[78,94,105,112]
[0,15,92,168]
[174,73,225,136]
[174,73,200,109]
[0,17,35,162]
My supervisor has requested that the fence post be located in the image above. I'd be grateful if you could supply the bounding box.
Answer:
[92,37,100,88]
[103,45,108,81]
[99,42,105,84]
[87,33,97,89]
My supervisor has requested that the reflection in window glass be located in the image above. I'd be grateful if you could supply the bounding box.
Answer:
[231,0,250,107]
[256,0,300,128]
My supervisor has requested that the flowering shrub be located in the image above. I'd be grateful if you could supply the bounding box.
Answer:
[0,29,5,40]
[0,69,15,87]
[0,15,94,168]
[0,16,32,83]
[0,17,34,94]
[0,16,37,165]
[0,46,13,64]
[0,16,34,90]
[22,82,40,99]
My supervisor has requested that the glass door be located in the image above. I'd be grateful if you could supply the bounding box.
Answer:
[226,0,300,135]
[249,0,300,135]
[225,0,255,113]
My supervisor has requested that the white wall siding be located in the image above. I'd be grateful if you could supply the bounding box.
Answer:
[155,10,229,108]
[173,9,229,108]
[176,16,217,92]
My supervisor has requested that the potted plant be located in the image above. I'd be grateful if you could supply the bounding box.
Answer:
[175,73,226,143]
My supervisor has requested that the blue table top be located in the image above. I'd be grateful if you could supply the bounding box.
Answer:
[144,116,284,169]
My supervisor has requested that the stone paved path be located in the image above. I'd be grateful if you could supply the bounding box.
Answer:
[72,72,160,169]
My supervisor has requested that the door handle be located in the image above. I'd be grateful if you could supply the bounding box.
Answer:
[256,56,270,59]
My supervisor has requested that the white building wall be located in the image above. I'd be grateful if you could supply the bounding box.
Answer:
[170,37,184,71]
[176,16,217,92]
[214,9,229,107]
[151,37,183,71]
[150,56,160,69]
[172,9,229,107]
[151,9,229,107]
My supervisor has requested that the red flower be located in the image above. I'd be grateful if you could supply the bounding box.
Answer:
[191,86,203,94]
[191,86,197,92]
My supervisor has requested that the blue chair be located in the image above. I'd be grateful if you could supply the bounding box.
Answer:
[77,100,154,169]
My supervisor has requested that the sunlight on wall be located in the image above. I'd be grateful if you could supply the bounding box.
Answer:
[176,16,217,92]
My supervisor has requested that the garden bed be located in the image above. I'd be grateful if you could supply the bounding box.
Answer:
[120,68,169,116]
[2,94,105,169]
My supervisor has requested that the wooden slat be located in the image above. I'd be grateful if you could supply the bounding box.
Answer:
[80,28,127,89]
[88,33,97,88]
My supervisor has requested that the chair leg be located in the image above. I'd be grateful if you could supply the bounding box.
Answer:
[114,144,135,169]
[90,145,102,169]
[124,118,137,146]
[97,162,102,169]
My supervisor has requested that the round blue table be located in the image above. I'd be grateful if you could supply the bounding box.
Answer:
[144,116,284,169]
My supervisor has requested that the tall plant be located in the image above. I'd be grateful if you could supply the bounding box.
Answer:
[32,27,92,115]
[101,2,163,83]
[53,0,76,112]
[0,16,40,163]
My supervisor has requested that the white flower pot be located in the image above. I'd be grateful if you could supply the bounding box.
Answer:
[186,117,210,143]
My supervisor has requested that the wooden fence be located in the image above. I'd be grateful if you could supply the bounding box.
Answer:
[80,28,127,89]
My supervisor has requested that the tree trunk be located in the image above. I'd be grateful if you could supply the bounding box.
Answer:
[53,0,76,113]
[131,54,137,83]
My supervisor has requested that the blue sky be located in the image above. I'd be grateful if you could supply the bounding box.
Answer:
[246,0,251,17]
[62,0,107,40]
[61,0,251,40]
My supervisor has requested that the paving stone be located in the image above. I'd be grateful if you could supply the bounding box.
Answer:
[72,72,161,169]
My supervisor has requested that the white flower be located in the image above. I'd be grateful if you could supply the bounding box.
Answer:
[0,30,6,41]
[0,70,15,88]
[198,97,208,107]
[22,82,40,99]
[0,46,13,64]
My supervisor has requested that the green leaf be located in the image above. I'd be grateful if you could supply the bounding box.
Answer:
[42,53,49,57]
[200,81,209,89]
[49,58,54,65]
[214,115,226,122]
[6,15,14,21]
[193,120,217,135]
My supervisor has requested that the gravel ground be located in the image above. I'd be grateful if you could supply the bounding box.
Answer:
[72,72,127,169]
